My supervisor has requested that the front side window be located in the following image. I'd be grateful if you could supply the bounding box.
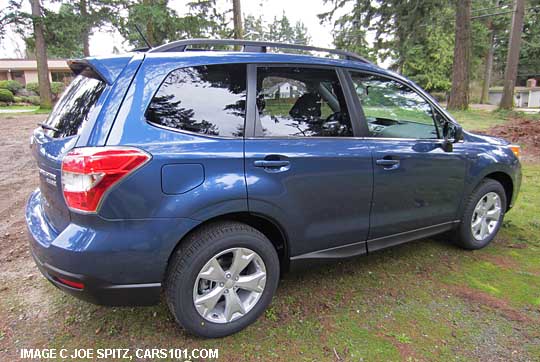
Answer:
[256,67,353,137]
[146,64,247,137]
[350,72,439,139]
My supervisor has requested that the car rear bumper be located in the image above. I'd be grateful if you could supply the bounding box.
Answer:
[25,188,199,306]
[31,248,161,306]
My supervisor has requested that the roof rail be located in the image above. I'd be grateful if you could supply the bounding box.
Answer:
[147,38,372,64]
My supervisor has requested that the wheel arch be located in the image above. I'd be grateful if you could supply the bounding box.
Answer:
[484,171,513,212]
[166,212,290,276]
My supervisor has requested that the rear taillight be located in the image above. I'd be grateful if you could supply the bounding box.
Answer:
[61,147,150,213]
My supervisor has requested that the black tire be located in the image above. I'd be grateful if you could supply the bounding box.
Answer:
[165,221,280,338]
[453,179,507,250]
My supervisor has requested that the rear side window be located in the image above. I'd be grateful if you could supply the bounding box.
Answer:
[146,64,247,137]
[256,66,353,137]
[45,75,106,138]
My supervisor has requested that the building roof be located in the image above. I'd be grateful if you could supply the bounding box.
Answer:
[0,59,70,71]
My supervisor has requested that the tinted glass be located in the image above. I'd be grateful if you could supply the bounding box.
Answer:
[256,67,353,137]
[146,64,246,137]
[45,75,106,138]
[350,72,439,139]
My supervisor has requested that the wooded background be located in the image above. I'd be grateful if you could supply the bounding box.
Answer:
[0,0,538,111]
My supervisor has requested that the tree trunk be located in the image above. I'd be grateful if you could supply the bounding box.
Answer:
[447,0,471,110]
[143,0,155,45]
[500,0,526,109]
[30,0,52,109]
[80,0,90,56]
[480,23,495,104]
[232,0,243,39]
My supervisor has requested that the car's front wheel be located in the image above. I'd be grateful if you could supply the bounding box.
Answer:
[165,221,279,338]
[454,179,507,250]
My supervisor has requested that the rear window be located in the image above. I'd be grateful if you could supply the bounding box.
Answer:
[145,64,247,137]
[44,75,106,138]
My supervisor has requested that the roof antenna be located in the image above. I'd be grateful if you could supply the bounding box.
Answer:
[134,24,153,49]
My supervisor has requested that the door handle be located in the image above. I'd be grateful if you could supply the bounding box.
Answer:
[253,160,290,168]
[376,158,400,170]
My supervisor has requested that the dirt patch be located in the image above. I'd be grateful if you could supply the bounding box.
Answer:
[475,117,540,161]
[476,254,520,270]
[448,285,532,324]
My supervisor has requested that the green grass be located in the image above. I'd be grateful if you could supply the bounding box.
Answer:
[0,105,50,114]
[442,165,540,308]
[447,109,508,131]
[448,108,540,131]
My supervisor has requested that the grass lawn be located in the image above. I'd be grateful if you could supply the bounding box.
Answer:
[0,105,50,114]
[449,108,540,131]
[448,109,509,131]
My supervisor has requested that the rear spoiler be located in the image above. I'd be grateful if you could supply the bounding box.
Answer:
[68,55,135,85]
[68,59,109,84]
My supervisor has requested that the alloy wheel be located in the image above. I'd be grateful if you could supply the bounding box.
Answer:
[193,247,267,324]
[471,192,502,241]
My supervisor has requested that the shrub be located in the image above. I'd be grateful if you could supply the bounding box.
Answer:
[26,82,39,95]
[430,92,447,103]
[26,95,41,105]
[13,96,23,103]
[51,82,65,97]
[0,80,23,93]
[0,88,14,102]
[26,82,65,99]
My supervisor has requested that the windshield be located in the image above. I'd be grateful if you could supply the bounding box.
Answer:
[44,75,106,138]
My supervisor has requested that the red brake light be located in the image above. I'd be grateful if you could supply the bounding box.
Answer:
[61,147,150,213]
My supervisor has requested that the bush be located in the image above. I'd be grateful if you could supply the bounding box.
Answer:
[51,81,65,95]
[0,88,14,102]
[26,82,39,95]
[26,95,41,105]
[26,82,65,99]
[0,80,23,93]
[13,96,23,103]
[430,92,447,103]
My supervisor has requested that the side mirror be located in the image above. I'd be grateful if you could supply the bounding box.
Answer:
[453,124,464,143]
[440,121,463,152]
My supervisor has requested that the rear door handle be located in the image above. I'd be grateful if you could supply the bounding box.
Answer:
[253,160,290,168]
[376,159,400,170]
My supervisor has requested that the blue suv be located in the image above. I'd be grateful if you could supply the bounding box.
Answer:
[26,39,521,338]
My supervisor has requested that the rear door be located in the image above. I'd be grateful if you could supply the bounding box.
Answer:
[31,75,107,232]
[244,65,373,258]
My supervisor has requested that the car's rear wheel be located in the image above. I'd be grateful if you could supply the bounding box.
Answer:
[454,179,507,250]
[165,221,279,338]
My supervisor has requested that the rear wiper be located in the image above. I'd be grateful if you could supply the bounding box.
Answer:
[38,122,59,132]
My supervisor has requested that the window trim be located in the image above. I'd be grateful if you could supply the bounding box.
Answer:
[345,69,461,141]
[145,63,249,140]
[247,63,363,139]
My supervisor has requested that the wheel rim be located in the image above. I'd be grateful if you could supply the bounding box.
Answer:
[193,247,267,324]
[471,192,502,241]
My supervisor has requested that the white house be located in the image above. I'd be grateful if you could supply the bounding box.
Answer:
[488,79,540,108]
[263,81,302,99]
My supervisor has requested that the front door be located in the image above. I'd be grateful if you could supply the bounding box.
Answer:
[348,71,467,246]
[244,65,373,258]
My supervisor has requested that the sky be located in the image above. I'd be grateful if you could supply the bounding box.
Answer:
[0,0,341,58]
